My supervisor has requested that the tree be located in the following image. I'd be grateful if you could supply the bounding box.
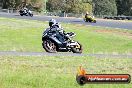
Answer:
[30,0,44,12]
[70,2,92,13]
[116,0,132,16]
[93,0,117,16]
[46,0,92,13]
[0,0,44,12]
[46,0,64,12]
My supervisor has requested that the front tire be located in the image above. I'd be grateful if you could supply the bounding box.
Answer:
[93,20,96,23]
[42,39,57,53]
[71,43,82,53]
[30,14,33,17]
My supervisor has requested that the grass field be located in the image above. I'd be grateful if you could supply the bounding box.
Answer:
[0,17,132,88]
[0,56,132,88]
[0,17,132,54]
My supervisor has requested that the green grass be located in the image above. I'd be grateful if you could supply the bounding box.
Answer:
[0,17,132,88]
[0,56,131,88]
[0,17,132,54]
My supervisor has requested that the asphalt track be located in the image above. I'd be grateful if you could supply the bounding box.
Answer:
[0,51,132,58]
[0,12,132,30]
[0,12,132,58]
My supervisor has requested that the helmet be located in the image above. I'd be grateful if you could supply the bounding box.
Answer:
[86,12,89,15]
[55,23,61,28]
[49,19,57,27]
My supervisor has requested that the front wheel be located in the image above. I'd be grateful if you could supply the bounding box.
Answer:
[42,39,57,53]
[93,20,96,23]
[30,14,33,17]
[71,42,82,53]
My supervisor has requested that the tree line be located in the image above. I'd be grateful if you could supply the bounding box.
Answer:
[0,0,131,16]
[0,0,44,12]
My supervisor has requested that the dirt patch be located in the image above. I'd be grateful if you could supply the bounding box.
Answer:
[95,29,115,33]
[95,29,132,39]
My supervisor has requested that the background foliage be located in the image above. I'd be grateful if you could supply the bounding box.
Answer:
[0,0,131,16]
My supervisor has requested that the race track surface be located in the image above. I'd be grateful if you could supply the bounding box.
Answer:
[0,12,131,58]
[0,51,132,58]
[0,12,132,30]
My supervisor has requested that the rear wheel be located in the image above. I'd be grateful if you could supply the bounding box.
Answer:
[42,39,57,53]
[86,18,89,22]
[20,14,23,16]
[71,42,82,53]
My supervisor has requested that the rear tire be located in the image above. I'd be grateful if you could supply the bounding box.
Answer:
[86,18,89,22]
[42,39,57,53]
[20,14,23,16]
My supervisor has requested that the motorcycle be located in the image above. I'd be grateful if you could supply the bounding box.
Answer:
[19,9,33,17]
[84,16,96,23]
[42,28,82,53]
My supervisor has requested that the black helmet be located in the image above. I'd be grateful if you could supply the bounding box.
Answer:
[49,19,57,27]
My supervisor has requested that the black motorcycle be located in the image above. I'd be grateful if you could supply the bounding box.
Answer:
[42,29,82,53]
[19,9,33,17]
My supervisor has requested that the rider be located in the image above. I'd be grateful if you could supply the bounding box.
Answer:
[85,12,90,18]
[48,19,74,41]
[23,7,28,13]
[49,19,64,35]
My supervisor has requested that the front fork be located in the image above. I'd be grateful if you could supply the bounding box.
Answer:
[67,41,80,48]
